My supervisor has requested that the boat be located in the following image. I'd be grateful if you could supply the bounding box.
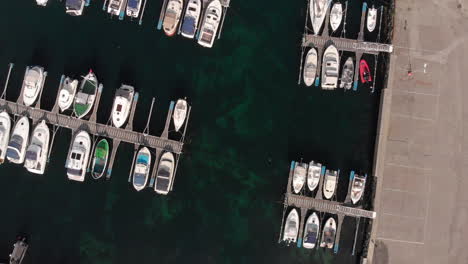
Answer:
[303,212,320,249]
[323,169,338,199]
[36,0,48,6]
[321,44,340,90]
[9,235,28,264]
[292,162,307,194]
[65,0,85,16]
[126,0,142,18]
[91,139,109,179]
[154,152,175,195]
[367,5,377,32]
[320,217,336,248]
[339,57,354,90]
[0,111,11,165]
[351,173,367,204]
[22,66,45,107]
[197,0,222,48]
[283,208,299,243]
[310,0,332,35]
[108,0,126,16]
[181,0,202,39]
[74,70,98,119]
[163,0,184,37]
[24,120,50,175]
[307,161,321,192]
[303,48,318,87]
[65,130,91,182]
[111,85,135,128]
[58,77,79,112]
[330,2,343,32]
[6,116,30,164]
[359,59,372,83]
[133,147,151,191]
[173,99,188,132]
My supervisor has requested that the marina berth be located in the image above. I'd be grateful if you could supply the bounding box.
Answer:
[58,77,78,112]
[24,120,50,175]
[22,66,45,107]
[181,0,202,39]
[323,169,338,199]
[65,0,86,16]
[310,0,332,35]
[283,208,299,243]
[74,70,98,119]
[163,0,184,37]
[0,112,11,165]
[307,161,321,192]
[6,116,30,164]
[154,151,175,195]
[359,59,372,83]
[321,44,339,90]
[329,2,343,32]
[108,0,127,16]
[303,212,320,249]
[197,0,222,48]
[292,162,307,194]
[66,130,91,182]
[132,147,151,191]
[91,139,109,179]
[339,57,354,90]
[173,99,188,132]
[320,217,336,248]
[350,173,366,204]
[303,48,318,87]
[36,0,49,6]
[111,85,135,128]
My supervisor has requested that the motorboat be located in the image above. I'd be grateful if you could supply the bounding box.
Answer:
[111,85,134,128]
[36,0,48,6]
[108,0,126,16]
[24,120,50,175]
[307,161,321,192]
[360,59,372,83]
[154,152,175,195]
[74,70,98,119]
[9,235,28,264]
[303,48,318,87]
[91,139,109,180]
[330,2,343,32]
[22,66,45,107]
[173,99,188,132]
[163,0,184,37]
[320,217,336,248]
[126,0,142,18]
[310,0,332,35]
[66,130,91,182]
[292,162,307,194]
[197,0,222,48]
[283,208,299,243]
[367,5,377,32]
[65,0,85,16]
[339,57,354,90]
[59,77,79,112]
[133,147,151,191]
[6,116,30,164]
[303,212,320,249]
[351,173,367,204]
[323,169,338,199]
[321,44,340,90]
[0,111,11,165]
[181,0,202,39]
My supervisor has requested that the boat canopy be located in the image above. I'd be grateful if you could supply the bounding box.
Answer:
[156,177,170,191]
[8,135,23,150]
[305,230,318,244]
[6,148,20,160]
[26,149,39,161]
[128,0,140,8]
[66,0,82,9]
[182,17,196,35]
[134,173,146,186]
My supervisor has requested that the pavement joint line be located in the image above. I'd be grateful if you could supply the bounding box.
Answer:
[382,212,426,221]
[376,237,425,245]
[391,113,435,122]
[422,169,432,244]
[385,162,433,171]
[393,90,440,97]
[382,187,428,195]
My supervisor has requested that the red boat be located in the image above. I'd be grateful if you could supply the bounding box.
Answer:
[359,59,372,83]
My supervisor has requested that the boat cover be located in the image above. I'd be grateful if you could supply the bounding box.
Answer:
[66,0,82,9]
[305,231,318,244]
[134,173,146,186]
[128,0,139,8]
[8,135,23,150]
[156,177,170,191]
[181,16,196,35]
[25,150,38,161]
[6,148,20,160]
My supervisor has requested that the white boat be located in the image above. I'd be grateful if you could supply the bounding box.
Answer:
[0,111,11,165]
[59,77,79,112]
[339,57,354,90]
[309,0,332,35]
[126,0,142,18]
[6,116,30,164]
[173,99,188,132]
[351,173,367,204]
[197,0,222,48]
[321,44,339,90]
[323,169,338,199]
[292,162,307,194]
[320,217,336,248]
[36,0,49,6]
[303,48,318,87]
[283,208,299,243]
[180,0,202,39]
[65,0,85,16]
[111,85,134,128]
[307,161,321,192]
[108,0,126,16]
[163,0,184,37]
[367,5,377,32]
[133,147,151,191]
[330,2,343,32]
[24,120,50,175]
[303,212,320,249]
[22,66,45,107]
[66,130,91,182]
[74,70,98,119]
[154,152,175,195]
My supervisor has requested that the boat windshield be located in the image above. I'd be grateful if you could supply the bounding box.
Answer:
[158,166,171,178]
[8,135,23,150]
[6,148,20,160]
[67,168,83,176]
[66,0,82,10]
[156,177,170,191]
[25,150,38,161]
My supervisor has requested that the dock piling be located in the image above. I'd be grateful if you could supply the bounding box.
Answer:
[161,101,174,139]
[138,0,149,25]
[106,139,121,179]
[89,83,103,123]
[35,71,48,109]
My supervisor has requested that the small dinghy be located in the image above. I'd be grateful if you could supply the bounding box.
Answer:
[321,44,340,90]
[91,139,109,179]
[24,120,50,175]
[320,217,336,248]
[181,0,202,39]
[0,111,11,165]
[303,48,318,87]
[197,0,222,48]
[303,212,320,249]
[126,0,142,18]
[307,161,321,192]
[173,99,188,132]
[292,162,307,194]
[323,169,338,199]
[22,66,45,107]
[66,130,91,182]
[351,173,367,204]
[283,208,299,243]
[111,85,135,128]
[6,116,30,164]
[154,152,175,195]
[59,77,79,112]
[339,57,354,90]
[359,59,372,83]
[367,5,377,32]
[74,70,98,119]
[310,0,332,35]
[133,147,151,191]
[163,0,184,37]
[330,2,343,32]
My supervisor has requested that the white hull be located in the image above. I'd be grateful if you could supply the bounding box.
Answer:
[6,116,30,164]
[367,6,377,32]
[126,0,142,18]
[59,77,78,112]
[22,66,45,107]
[74,71,98,119]
[0,111,11,165]
[24,121,50,175]
[283,208,299,243]
[321,44,339,90]
[36,0,48,6]
[181,0,202,39]
[339,57,354,90]
[310,0,332,35]
[163,0,184,36]
[66,130,91,182]
[173,99,188,132]
[65,0,85,16]
[154,152,175,195]
[303,48,318,87]
[108,0,126,16]
[303,212,320,249]
[133,147,151,191]
[323,169,338,199]
[111,85,134,128]
[351,173,366,204]
[197,0,222,48]
[330,3,343,31]
[307,162,321,192]
[292,162,307,194]
[320,217,336,248]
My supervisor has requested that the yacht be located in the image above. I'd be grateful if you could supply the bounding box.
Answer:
[351,173,367,204]
[367,5,377,32]
[303,212,320,249]
[154,152,175,195]
[22,66,45,107]
[321,44,339,90]
[310,0,332,35]
[320,217,336,248]
[91,139,109,179]
[74,70,98,119]
[108,0,126,16]
[197,0,222,48]
[24,120,50,175]
[323,169,338,199]
[163,0,184,37]
[0,111,11,165]
[181,0,202,39]
[339,57,354,90]
[65,0,86,16]
[6,116,30,164]
[307,161,321,192]
[360,59,372,83]
[173,99,188,132]
[303,48,318,87]
[126,0,142,18]
[36,0,49,6]
[66,130,91,182]
[292,162,307,194]
[283,208,299,243]
[330,2,343,32]
[111,85,134,128]
[59,77,79,112]
[133,147,151,191]
[9,236,28,264]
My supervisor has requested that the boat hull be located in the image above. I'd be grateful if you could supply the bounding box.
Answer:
[163,0,184,37]
[320,217,336,248]
[59,77,78,112]
[197,0,222,48]
[293,162,307,194]
[181,0,202,39]
[22,66,45,107]
[307,162,321,192]
[367,7,377,32]
[303,212,320,249]
[0,112,11,165]
[303,48,318,87]
[359,59,372,83]
[6,116,30,164]
[154,152,175,195]
[173,99,188,132]
[66,130,91,182]
[351,174,367,204]
[310,0,332,35]
[74,71,98,119]
[133,147,152,191]
[323,170,337,199]
[24,121,50,175]
[321,44,340,90]
[283,209,299,243]
[91,139,109,180]
[126,0,142,18]
[330,3,343,32]
[339,57,354,89]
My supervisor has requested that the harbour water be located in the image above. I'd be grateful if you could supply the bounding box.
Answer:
[0,0,387,263]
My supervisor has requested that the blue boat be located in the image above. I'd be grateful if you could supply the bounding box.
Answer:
[181,0,202,39]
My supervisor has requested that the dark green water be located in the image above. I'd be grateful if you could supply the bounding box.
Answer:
[0,0,385,263]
